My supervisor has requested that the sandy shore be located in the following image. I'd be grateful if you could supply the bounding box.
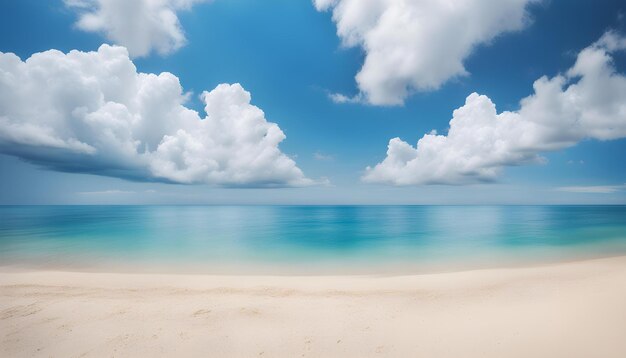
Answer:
[1,256,626,357]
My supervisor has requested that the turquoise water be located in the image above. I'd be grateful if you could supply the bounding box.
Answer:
[1,206,625,274]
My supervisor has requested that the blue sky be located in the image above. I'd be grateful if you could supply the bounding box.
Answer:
[0,0,625,204]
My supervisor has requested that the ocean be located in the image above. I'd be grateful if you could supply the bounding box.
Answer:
[1,205,625,274]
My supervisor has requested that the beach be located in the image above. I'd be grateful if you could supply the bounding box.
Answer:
[2,255,626,357]
[1,0,626,356]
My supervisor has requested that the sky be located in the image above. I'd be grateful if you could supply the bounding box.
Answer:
[0,0,625,205]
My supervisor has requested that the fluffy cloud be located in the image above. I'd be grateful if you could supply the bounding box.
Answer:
[65,0,208,57]
[0,45,314,187]
[315,0,538,105]
[363,32,626,185]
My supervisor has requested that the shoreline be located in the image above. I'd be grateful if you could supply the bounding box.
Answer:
[2,255,626,357]
[2,247,626,277]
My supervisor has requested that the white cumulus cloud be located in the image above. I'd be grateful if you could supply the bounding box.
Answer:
[65,0,209,57]
[363,32,626,185]
[0,45,314,187]
[315,0,538,105]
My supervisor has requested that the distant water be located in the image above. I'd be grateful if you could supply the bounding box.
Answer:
[1,206,625,274]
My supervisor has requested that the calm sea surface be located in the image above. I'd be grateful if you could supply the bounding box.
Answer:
[1,206,625,274]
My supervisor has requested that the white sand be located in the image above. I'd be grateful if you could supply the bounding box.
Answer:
[2,256,626,357]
